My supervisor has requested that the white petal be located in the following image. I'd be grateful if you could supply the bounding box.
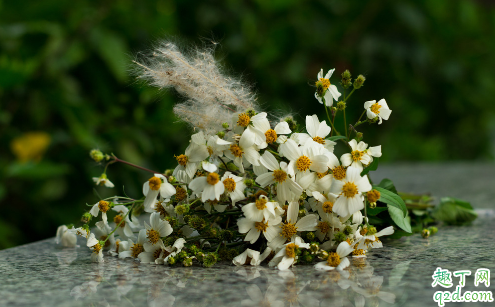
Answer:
[295,214,318,232]
[340,153,352,167]
[306,115,319,138]
[274,121,291,134]
[260,151,279,171]
[286,201,299,223]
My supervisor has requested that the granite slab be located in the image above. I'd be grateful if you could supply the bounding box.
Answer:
[1,163,494,307]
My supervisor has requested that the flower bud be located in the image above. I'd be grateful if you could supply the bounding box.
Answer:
[341,69,352,89]
[183,257,193,267]
[428,226,438,235]
[421,229,431,238]
[203,253,218,268]
[168,255,177,265]
[337,101,346,111]
[90,149,104,163]
[309,242,319,254]
[353,75,366,89]
[244,179,255,187]
[217,131,225,139]
[222,122,229,129]
[355,132,363,142]
[305,231,316,242]
[334,232,346,243]
[367,226,377,236]
[343,225,353,236]
[164,169,173,176]
[246,109,256,117]
[81,212,92,224]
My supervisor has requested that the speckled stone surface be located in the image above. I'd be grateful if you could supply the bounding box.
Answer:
[1,163,494,307]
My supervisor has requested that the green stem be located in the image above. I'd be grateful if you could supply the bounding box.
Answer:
[344,88,356,102]
[112,155,161,175]
[103,201,136,244]
[343,108,348,138]
[324,101,340,136]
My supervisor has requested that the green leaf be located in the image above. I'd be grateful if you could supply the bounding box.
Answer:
[433,197,477,225]
[367,206,388,216]
[373,187,407,216]
[361,157,380,176]
[327,135,347,141]
[376,178,398,194]
[387,204,412,233]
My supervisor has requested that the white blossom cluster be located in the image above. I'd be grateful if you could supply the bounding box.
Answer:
[57,42,395,271]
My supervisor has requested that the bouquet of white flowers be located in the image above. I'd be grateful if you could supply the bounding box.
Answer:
[56,40,473,271]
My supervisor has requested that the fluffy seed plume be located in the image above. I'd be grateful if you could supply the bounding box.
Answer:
[133,41,258,133]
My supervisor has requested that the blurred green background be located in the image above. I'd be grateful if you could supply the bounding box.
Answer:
[1,0,494,249]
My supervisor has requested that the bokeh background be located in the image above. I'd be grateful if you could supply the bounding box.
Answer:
[1,0,495,249]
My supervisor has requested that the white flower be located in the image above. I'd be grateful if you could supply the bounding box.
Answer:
[119,229,147,259]
[223,130,261,173]
[357,226,394,250]
[256,151,303,204]
[232,247,272,266]
[251,112,292,148]
[112,205,139,239]
[89,200,112,224]
[280,139,329,175]
[93,221,115,250]
[292,115,337,152]
[145,212,173,245]
[314,68,341,106]
[55,225,77,247]
[143,174,176,213]
[364,99,391,124]
[92,173,114,188]
[269,236,310,270]
[138,240,165,264]
[189,171,225,202]
[67,227,89,239]
[173,131,210,178]
[314,241,354,271]
[221,171,246,205]
[268,201,318,250]
[330,167,372,217]
[237,214,282,244]
[86,233,104,263]
[158,238,187,265]
[340,139,381,172]
[241,195,278,222]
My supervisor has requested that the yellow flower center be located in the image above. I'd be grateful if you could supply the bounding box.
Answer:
[223,178,236,192]
[237,113,251,127]
[370,102,382,114]
[131,243,144,258]
[147,229,161,245]
[259,300,272,307]
[316,171,328,179]
[280,222,298,239]
[153,248,163,260]
[317,78,330,90]
[313,136,325,144]
[360,228,368,236]
[175,186,187,201]
[351,150,364,162]
[98,200,110,213]
[317,221,330,234]
[175,154,188,166]
[149,176,162,191]
[255,220,269,232]
[92,243,102,254]
[229,144,243,157]
[154,202,168,217]
[296,155,312,172]
[352,249,366,256]
[255,198,268,210]
[322,201,334,213]
[273,169,287,183]
[342,182,358,198]
[332,166,346,180]
[113,214,125,227]
[265,129,278,144]
[206,172,220,185]
[367,189,381,203]
[285,243,299,258]
[327,252,341,267]
[207,146,214,156]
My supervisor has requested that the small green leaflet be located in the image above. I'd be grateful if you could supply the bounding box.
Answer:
[361,157,380,176]
[373,186,412,233]
[433,197,477,225]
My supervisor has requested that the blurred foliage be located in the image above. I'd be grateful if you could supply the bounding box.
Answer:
[1,0,494,249]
